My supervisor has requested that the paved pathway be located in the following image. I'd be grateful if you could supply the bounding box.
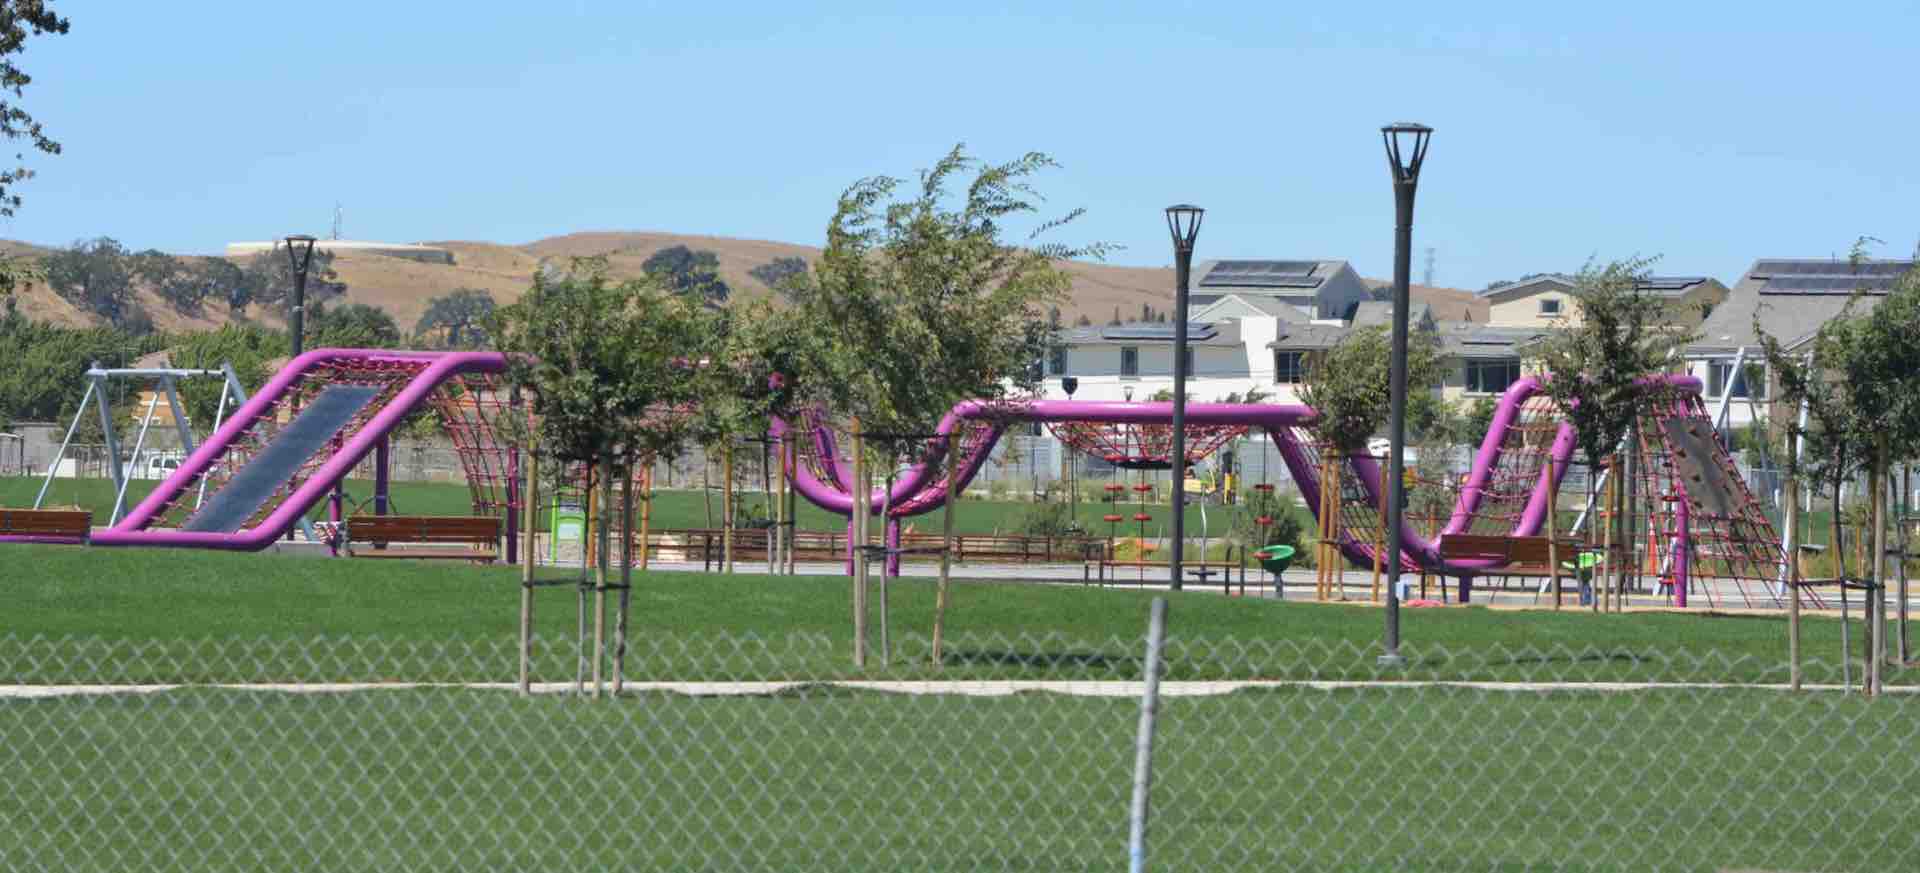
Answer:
[4,678,1912,699]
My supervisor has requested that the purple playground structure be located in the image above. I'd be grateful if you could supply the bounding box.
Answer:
[778,374,1798,608]
[1,349,525,557]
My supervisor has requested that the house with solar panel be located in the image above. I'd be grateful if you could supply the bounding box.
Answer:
[1687,257,1915,427]
[1477,273,1728,329]
[1184,259,1374,322]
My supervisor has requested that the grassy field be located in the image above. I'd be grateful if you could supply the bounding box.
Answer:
[3,474,1299,539]
[0,684,1908,871]
[2,542,1898,686]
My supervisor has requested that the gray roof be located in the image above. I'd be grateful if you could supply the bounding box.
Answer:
[1064,320,1244,347]
[1192,259,1348,293]
[1690,258,1913,353]
[1478,274,1572,299]
[1434,322,1550,359]
[1193,293,1307,320]
[1350,301,1433,329]
[1478,273,1718,300]
[1266,323,1351,351]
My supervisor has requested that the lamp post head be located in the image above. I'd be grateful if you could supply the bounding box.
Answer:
[283,234,319,274]
[1380,123,1433,186]
[1061,376,1079,398]
[1164,204,1204,254]
[1122,385,1134,403]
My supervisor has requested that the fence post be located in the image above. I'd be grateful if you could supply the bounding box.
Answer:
[1127,597,1169,873]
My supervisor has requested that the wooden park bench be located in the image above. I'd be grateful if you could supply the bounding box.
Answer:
[1435,533,1590,603]
[344,515,500,562]
[0,508,92,543]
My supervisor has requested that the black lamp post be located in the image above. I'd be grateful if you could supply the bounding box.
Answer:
[1165,204,1204,592]
[1380,123,1432,667]
[284,234,319,359]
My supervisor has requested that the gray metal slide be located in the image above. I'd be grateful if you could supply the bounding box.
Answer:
[183,386,382,533]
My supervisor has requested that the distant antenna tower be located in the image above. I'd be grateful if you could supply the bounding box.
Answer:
[1422,247,1435,286]
[331,203,343,241]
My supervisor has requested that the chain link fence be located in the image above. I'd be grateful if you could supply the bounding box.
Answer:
[2,629,1914,871]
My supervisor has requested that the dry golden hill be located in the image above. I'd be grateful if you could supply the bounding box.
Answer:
[4,231,1479,334]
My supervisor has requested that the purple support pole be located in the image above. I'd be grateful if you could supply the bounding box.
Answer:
[328,435,344,556]
[1675,496,1691,608]
[374,436,390,516]
[886,518,902,578]
[1458,574,1473,604]
[504,439,519,567]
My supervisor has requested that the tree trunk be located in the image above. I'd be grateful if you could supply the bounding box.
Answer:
[702,450,713,530]
[851,419,868,668]
[1597,464,1612,613]
[933,432,959,667]
[1871,440,1887,694]
[613,458,633,696]
[1548,455,1562,611]
[591,453,611,698]
[1901,464,1912,664]
[519,445,539,696]
[1785,464,1801,691]
[639,465,652,571]
[723,441,735,575]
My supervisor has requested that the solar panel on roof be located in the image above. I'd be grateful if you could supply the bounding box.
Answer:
[1101,324,1218,341]
[1638,277,1705,291]
[1760,275,1894,294]
[1198,260,1321,288]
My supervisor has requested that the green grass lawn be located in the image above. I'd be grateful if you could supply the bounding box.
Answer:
[1,543,1897,686]
[1,684,1908,871]
[3,474,1302,539]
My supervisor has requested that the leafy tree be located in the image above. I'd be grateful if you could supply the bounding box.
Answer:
[747,255,807,298]
[241,247,344,312]
[44,236,135,326]
[781,144,1105,660]
[641,244,729,304]
[1529,258,1694,604]
[0,311,164,425]
[164,323,286,423]
[0,2,67,218]
[492,258,714,470]
[1530,258,1692,481]
[196,258,255,316]
[414,288,495,348]
[128,249,211,314]
[310,302,401,349]
[1299,325,1443,455]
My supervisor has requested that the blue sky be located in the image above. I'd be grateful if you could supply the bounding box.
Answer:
[11,1,1919,289]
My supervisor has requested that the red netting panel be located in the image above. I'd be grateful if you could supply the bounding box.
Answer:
[1048,421,1248,469]
[147,357,431,531]
[1642,389,1807,609]
[892,421,997,516]
[1460,393,1565,537]
[429,372,525,519]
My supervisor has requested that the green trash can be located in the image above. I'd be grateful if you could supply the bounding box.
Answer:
[548,496,586,563]
[1255,544,1296,574]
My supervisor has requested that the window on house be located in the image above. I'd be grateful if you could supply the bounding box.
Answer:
[1048,344,1067,376]
[1120,346,1139,377]
[1708,362,1767,400]
[1274,351,1308,384]
[1539,298,1563,316]
[1466,358,1522,394]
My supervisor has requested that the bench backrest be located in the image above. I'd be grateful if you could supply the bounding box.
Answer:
[0,509,92,538]
[348,515,500,544]
[1436,534,1564,566]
